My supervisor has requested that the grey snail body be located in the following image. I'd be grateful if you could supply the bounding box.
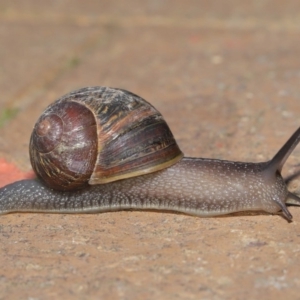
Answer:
[0,86,299,221]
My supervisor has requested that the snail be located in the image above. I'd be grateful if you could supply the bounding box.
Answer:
[0,86,300,221]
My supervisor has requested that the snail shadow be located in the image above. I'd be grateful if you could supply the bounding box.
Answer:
[130,209,287,222]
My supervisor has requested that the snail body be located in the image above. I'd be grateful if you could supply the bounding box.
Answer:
[0,158,290,218]
[0,86,300,221]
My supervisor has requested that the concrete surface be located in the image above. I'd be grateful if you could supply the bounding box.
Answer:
[1,1,300,299]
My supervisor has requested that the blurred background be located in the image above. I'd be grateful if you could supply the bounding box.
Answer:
[1,0,300,167]
[1,1,300,299]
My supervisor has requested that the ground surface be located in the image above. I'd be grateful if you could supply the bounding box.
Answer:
[1,1,300,299]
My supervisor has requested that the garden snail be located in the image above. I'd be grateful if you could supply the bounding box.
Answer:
[0,86,300,221]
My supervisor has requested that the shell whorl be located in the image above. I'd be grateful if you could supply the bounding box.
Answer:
[30,87,183,191]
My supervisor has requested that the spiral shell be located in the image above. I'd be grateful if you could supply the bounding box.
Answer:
[30,87,183,191]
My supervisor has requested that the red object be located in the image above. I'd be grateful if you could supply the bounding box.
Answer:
[0,158,35,188]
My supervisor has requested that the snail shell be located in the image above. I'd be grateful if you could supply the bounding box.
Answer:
[29,87,183,191]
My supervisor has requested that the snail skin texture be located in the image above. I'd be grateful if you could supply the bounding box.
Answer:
[0,86,300,221]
